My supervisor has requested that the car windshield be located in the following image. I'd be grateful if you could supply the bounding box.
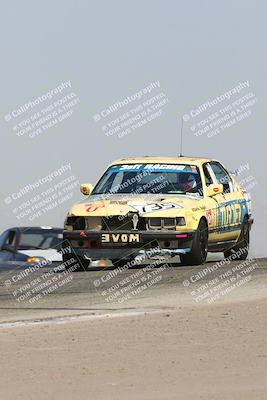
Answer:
[92,163,203,196]
[18,230,63,250]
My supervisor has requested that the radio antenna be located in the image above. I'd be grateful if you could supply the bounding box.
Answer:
[179,117,184,157]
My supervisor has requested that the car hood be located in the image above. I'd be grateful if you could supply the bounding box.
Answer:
[68,194,203,218]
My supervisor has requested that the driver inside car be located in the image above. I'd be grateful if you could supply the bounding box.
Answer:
[179,173,198,193]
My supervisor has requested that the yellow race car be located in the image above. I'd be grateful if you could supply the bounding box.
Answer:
[63,157,253,268]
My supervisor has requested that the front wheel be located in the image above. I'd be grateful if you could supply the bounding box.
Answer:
[180,219,208,266]
[63,254,90,271]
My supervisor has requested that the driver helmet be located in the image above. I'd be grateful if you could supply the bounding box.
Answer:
[181,174,197,192]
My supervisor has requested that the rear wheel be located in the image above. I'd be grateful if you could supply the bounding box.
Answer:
[180,219,208,266]
[224,219,250,260]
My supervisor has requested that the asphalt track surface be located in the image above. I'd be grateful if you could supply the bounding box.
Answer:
[0,256,266,325]
[1,257,267,400]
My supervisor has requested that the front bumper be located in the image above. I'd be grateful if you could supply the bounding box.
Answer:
[63,229,195,260]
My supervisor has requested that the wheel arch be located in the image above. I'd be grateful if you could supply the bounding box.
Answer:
[199,216,208,231]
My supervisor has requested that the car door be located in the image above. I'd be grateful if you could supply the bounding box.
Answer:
[202,163,221,242]
[208,162,244,241]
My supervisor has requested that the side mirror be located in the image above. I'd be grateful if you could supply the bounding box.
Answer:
[80,183,93,196]
[2,244,15,253]
[206,184,224,197]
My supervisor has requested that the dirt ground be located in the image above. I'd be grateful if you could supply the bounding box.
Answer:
[0,297,267,400]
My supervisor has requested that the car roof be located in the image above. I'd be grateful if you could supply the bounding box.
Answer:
[109,156,215,167]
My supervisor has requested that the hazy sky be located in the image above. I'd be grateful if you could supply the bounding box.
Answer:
[0,0,266,256]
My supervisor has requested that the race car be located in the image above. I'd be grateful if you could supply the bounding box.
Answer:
[0,226,63,264]
[63,157,253,268]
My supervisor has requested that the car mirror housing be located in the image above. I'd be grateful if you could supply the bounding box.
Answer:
[80,183,94,196]
[206,184,224,197]
[2,244,15,253]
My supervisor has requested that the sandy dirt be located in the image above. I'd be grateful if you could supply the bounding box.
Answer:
[0,297,267,400]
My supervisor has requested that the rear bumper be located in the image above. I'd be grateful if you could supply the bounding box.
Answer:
[63,229,195,260]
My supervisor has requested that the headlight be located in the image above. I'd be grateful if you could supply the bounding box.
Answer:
[147,217,186,230]
[176,217,186,226]
[26,256,47,264]
[148,218,162,229]
[162,218,176,229]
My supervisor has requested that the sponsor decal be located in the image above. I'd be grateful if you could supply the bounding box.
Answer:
[101,233,140,243]
[86,204,105,212]
[192,205,206,211]
[111,163,198,173]
[206,209,213,225]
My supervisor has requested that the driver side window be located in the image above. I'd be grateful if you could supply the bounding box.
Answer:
[203,164,213,186]
[209,162,232,193]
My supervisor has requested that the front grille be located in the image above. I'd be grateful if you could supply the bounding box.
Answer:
[148,217,177,230]
[102,215,146,231]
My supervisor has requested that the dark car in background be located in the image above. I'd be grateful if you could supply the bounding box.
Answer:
[0,226,63,264]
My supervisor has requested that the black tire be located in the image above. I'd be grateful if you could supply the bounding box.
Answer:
[112,259,131,268]
[224,219,250,260]
[180,219,208,266]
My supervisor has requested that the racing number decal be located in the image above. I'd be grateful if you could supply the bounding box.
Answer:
[217,202,242,228]
[131,203,182,214]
